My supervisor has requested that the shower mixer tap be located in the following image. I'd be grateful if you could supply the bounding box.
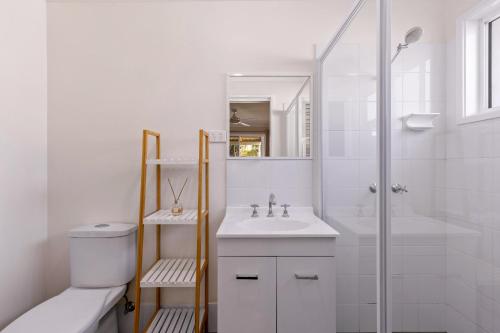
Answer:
[391,183,408,194]
[368,183,408,194]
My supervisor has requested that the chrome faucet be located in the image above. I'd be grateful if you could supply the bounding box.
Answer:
[392,183,408,193]
[267,193,277,217]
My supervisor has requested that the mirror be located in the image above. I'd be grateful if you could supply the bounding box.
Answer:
[227,74,312,158]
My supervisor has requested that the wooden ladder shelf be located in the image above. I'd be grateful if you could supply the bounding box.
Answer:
[133,129,209,333]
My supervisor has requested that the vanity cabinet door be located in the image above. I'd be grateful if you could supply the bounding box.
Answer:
[277,257,336,333]
[218,257,276,333]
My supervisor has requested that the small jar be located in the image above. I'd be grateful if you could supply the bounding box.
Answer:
[171,200,183,216]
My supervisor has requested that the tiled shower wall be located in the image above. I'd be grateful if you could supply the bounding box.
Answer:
[323,42,447,332]
[323,42,446,221]
[444,39,500,333]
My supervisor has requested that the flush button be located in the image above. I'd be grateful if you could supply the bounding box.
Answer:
[95,223,110,228]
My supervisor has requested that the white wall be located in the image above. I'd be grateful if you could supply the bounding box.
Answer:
[46,1,355,327]
[0,0,47,329]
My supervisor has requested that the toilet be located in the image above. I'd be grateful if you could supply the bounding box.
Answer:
[3,223,137,333]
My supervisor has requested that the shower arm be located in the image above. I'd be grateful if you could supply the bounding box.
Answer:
[391,43,408,63]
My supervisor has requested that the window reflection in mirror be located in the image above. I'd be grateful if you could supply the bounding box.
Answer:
[227,75,312,159]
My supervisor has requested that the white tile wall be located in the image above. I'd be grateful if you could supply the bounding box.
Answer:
[443,39,500,333]
[226,159,312,207]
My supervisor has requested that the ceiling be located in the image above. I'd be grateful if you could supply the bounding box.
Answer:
[230,102,270,131]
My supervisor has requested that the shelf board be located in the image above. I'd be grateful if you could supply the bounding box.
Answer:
[144,209,201,225]
[146,158,197,167]
[141,258,206,288]
[146,307,205,333]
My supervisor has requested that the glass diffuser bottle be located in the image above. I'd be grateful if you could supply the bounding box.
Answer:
[168,177,188,216]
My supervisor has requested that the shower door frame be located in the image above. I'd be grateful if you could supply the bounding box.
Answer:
[375,0,392,332]
[316,0,392,332]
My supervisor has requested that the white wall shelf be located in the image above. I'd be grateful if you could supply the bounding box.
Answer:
[403,113,440,131]
[146,307,205,333]
[144,209,203,225]
[141,258,206,288]
[146,158,197,167]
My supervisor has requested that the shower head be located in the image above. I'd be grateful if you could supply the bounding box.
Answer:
[404,26,423,45]
[391,26,424,63]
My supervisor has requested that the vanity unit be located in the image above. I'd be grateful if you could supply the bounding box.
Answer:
[216,206,339,333]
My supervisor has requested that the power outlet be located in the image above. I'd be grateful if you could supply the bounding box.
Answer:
[208,130,227,143]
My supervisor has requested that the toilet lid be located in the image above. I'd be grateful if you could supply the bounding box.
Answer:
[2,287,113,333]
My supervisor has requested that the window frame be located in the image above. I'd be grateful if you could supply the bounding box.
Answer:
[487,15,500,109]
[457,0,500,124]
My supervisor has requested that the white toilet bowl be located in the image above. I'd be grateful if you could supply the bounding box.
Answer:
[2,285,125,333]
[2,223,137,333]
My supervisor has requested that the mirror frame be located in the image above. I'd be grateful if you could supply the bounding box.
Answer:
[226,73,314,160]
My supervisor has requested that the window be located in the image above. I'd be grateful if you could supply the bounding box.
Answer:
[229,134,266,157]
[489,17,500,108]
[458,0,500,122]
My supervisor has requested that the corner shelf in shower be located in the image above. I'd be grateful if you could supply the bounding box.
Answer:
[403,112,440,130]
[133,129,209,333]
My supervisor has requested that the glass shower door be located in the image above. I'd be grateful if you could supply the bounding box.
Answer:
[389,1,448,332]
[319,1,378,332]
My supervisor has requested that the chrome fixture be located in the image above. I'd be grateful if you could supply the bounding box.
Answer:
[391,183,408,193]
[370,183,408,194]
[281,204,290,218]
[267,193,277,217]
[294,273,319,280]
[391,26,424,63]
[250,204,259,217]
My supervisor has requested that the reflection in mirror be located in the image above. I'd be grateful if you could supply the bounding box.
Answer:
[227,75,312,158]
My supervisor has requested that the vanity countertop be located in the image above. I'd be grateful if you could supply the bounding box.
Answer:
[217,207,339,239]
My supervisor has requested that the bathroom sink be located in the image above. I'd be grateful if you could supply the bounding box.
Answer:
[238,218,309,232]
[217,207,339,256]
[217,207,339,238]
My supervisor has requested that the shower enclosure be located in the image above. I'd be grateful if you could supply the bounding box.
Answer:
[317,0,496,332]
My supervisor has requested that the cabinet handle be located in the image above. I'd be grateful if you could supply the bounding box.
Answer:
[236,274,259,280]
[294,273,319,280]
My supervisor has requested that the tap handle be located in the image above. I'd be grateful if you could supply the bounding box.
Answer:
[250,204,259,217]
[281,204,290,217]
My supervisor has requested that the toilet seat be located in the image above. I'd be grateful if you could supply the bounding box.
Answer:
[2,285,126,333]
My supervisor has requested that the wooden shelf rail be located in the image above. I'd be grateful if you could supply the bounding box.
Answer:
[133,129,209,333]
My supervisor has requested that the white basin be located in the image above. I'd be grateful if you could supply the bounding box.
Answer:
[217,207,339,238]
[238,218,309,232]
[217,207,339,256]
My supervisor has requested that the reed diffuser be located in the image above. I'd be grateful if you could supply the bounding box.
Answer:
[168,177,188,216]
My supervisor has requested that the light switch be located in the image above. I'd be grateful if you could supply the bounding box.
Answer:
[208,130,227,143]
